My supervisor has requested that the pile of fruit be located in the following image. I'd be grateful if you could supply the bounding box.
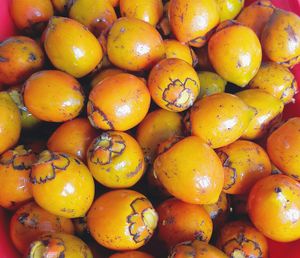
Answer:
[1,0,300,257]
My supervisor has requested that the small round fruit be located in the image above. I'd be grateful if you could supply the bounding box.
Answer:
[120,0,163,26]
[197,71,227,99]
[217,140,271,195]
[107,17,164,71]
[0,145,36,209]
[164,40,195,66]
[87,190,158,250]
[87,131,145,188]
[190,93,254,148]
[47,118,98,162]
[27,233,93,258]
[170,240,228,258]
[154,136,224,204]
[88,73,150,131]
[24,70,84,122]
[0,92,21,154]
[10,0,53,34]
[10,202,75,253]
[169,0,220,47]
[216,0,245,22]
[8,86,40,129]
[203,192,229,229]
[248,175,300,242]
[237,0,274,37]
[110,251,154,258]
[236,89,284,139]
[136,109,183,164]
[44,16,103,78]
[69,0,117,35]
[0,36,44,85]
[157,198,212,249]
[30,150,95,218]
[249,62,297,104]
[267,118,300,180]
[148,58,200,112]
[261,9,300,67]
[91,68,124,88]
[208,21,262,87]
[217,221,268,258]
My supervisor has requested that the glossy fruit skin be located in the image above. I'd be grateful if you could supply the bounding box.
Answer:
[24,70,84,122]
[44,17,103,78]
[217,0,245,22]
[198,71,227,99]
[0,36,44,85]
[10,202,75,253]
[203,192,229,229]
[164,40,195,66]
[169,240,228,258]
[262,9,300,67]
[120,0,163,26]
[217,140,271,195]
[157,198,213,249]
[136,109,183,165]
[237,0,274,37]
[69,0,117,36]
[47,118,98,162]
[8,85,40,129]
[217,221,268,258]
[88,73,150,131]
[208,21,262,87]
[87,190,158,250]
[27,233,93,258]
[267,118,300,180]
[169,0,220,47]
[236,89,284,140]
[10,0,53,34]
[0,145,36,209]
[91,68,124,89]
[30,150,95,218]
[249,62,297,104]
[248,175,300,242]
[0,92,21,154]
[107,17,164,71]
[148,58,200,112]
[154,136,224,204]
[87,131,145,188]
[109,251,154,258]
[190,93,254,149]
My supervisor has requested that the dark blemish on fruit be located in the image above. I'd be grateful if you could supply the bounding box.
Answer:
[28,53,37,62]
[30,152,71,184]
[127,198,155,244]
[0,56,8,62]
[217,151,237,190]
[88,101,114,130]
[189,35,206,46]
[194,230,207,241]
[237,60,242,68]
[274,187,282,193]
[127,160,143,178]
[279,55,300,67]
[163,78,198,110]
[74,158,81,165]
[285,24,298,43]
[18,212,30,225]
[89,132,126,165]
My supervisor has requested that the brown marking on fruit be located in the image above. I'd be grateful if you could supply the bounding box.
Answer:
[0,56,9,62]
[127,160,143,178]
[217,151,237,190]
[88,100,114,130]
[89,133,126,165]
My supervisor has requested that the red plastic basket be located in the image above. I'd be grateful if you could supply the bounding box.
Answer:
[1,0,300,257]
